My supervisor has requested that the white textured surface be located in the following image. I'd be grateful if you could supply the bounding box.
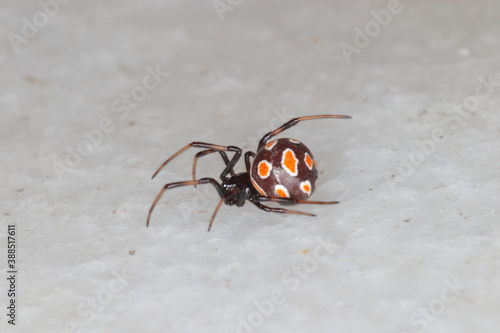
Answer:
[1,1,500,332]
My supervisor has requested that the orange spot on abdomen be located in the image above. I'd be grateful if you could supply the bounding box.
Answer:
[276,188,288,197]
[282,149,298,175]
[266,141,276,149]
[258,162,270,177]
[305,154,313,169]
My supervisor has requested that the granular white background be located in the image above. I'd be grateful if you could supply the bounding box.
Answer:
[1,1,499,332]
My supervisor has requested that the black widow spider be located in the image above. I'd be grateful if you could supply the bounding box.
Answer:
[147,114,351,231]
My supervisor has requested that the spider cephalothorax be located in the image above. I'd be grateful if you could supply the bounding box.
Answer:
[147,114,351,231]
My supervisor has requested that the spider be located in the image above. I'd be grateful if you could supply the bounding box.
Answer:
[147,114,351,231]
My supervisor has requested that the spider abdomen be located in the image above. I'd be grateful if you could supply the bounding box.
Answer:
[250,138,318,200]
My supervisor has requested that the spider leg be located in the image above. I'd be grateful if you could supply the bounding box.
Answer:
[207,188,239,231]
[250,197,316,217]
[219,146,241,180]
[192,150,234,187]
[152,142,241,180]
[244,151,256,173]
[257,115,351,151]
[254,196,339,206]
[208,198,225,232]
[147,178,224,228]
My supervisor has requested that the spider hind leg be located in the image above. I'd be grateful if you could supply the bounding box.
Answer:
[250,197,316,217]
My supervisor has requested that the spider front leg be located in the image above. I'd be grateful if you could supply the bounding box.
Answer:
[152,142,241,180]
[147,178,224,228]
[192,150,235,187]
[193,150,234,178]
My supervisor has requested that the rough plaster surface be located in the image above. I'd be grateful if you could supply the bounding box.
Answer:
[1,1,499,332]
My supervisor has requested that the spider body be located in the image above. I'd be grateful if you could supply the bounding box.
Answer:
[147,114,351,231]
